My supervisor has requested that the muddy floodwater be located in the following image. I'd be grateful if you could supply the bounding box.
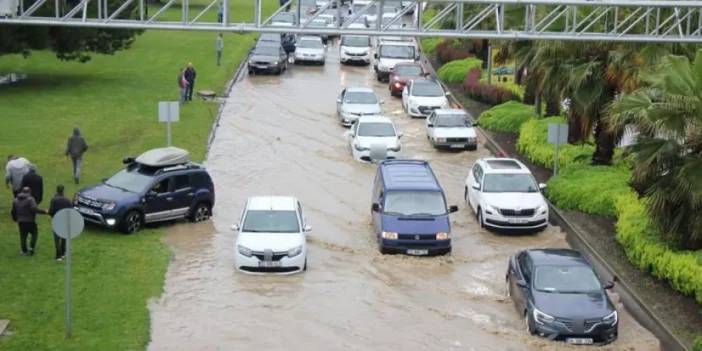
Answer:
[147,40,659,351]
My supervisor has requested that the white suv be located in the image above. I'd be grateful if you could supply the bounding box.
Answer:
[233,196,310,274]
[465,158,548,231]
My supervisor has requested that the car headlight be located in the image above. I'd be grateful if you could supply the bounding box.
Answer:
[484,204,497,215]
[538,204,549,214]
[435,232,449,240]
[388,145,401,152]
[237,245,253,257]
[409,100,419,108]
[533,308,555,325]
[248,59,254,65]
[394,82,402,88]
[354,144,369,151]
[602,311,618,325]
[381,231,398,239]
[101,202,116,211]
[272,61,278,65]
[436,137,447,143]
[288,245,303,258]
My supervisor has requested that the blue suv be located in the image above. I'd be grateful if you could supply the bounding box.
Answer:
[371,159,458,255]
[74,147,215,234]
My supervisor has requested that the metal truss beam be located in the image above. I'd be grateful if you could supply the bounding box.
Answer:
[4,0,702,42]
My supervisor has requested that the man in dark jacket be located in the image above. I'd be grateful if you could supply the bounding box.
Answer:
[20,167,43,204]
[66,128,88,184]
[49,185,72,261]
[11,187,47,256]
[184,63,197,101]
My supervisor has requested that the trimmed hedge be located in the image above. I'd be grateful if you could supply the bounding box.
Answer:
[436,39,474,64]
[546,165,634,217]
[420,37,442,55]
[437,58,482,83]
[615,193,702,305]
[516,116,594,169]
[477,101,536,133]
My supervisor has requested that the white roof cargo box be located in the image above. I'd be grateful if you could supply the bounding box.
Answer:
[135,147,190,167]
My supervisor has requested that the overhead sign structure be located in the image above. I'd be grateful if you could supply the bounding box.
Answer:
[51,208,85,339]
[547,123,568,176]
[158,101,180,146]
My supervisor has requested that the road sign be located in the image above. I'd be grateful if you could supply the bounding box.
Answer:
[51,208,84,339]
[547,123,569,176]
[158,101,180,146]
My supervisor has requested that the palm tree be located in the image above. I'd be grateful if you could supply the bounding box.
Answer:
[607,50,702,249]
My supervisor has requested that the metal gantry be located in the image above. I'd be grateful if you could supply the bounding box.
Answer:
[3,0,702,42]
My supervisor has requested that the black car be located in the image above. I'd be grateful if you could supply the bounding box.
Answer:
[248,44,288,75]
[506,249,618,345]
[75,147,215,234]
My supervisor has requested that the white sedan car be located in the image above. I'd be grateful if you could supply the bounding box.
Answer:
[402,79,450,117]
[234,196,310,274]
[347,115,402,162]
[337,87,383,126]
[294,35,326,64]
[426,109,478,150]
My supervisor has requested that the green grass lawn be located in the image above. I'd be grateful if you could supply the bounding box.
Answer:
[0,1,274,349]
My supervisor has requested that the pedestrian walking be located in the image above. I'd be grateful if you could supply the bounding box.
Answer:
[5,155,32,197]
[20,166,43,204]
[184,63,197,101]
[178,68,189,103]
[11,187,48,256]
[216,33,224,66]
[217,0,223,23]
[66,127,88,184]
[49,185,72,261]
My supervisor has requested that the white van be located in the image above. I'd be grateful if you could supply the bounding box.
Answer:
[373,38,419,82]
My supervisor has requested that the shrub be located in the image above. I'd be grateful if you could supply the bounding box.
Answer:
[693,337,702,351]
[437,58,482,83]
[477,101,536,133]
[420,37,441,55]
[615,193,702,305]
[436,39,474,64]
[516,116,594,169]
[463,68,518,106]
[546,165,634,217]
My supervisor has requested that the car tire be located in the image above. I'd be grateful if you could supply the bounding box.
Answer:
[468,145,478,151]
[120,210,143,234]
[189,202,211,222]
[376,74,382,82]
[379,245,391,255]
[303,258,308,271]
[477,208,485,228]
[525,311,536,335]
[248,69,254,75]
[464,186,469,204]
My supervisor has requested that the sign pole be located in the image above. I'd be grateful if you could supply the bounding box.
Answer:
[167,116,172,147]
[554,127,560,176]
[65,212,72,339]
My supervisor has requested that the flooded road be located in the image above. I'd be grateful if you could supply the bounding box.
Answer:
[147,39,659,350]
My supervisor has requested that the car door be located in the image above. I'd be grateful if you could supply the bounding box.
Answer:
[510,251,530,313]
[370,173,383,236]
[467,164,483,212]
[337,89,346,115]
[426,111,436,138]
[144,177,174,222]
[170,174,195,218]
[349,121,359,151]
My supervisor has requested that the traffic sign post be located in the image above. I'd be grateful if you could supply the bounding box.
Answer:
[158,101,180,146]
[51,208,85,339]
[547,123,568,176]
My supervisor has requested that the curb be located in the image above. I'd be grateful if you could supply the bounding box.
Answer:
[420,52,687,351]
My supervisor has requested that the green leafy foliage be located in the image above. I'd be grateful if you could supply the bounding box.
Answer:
[437,58,483,83]
[693,336,702,351]
[477,101,536,133]
[420,37,442,55]
[516,116,594,169]
[546,165,634,217]
[615,193,702,305]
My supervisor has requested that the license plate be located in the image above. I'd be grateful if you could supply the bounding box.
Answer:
[407,249,428,256]
[258,261,281,268]
[450,144,464,149]
[77,207,95,215]
[254,64,269,68]
[507,218,528,224]
[566,338,593,345]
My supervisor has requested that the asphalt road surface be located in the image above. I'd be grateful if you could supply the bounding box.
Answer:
[147,38,659,351]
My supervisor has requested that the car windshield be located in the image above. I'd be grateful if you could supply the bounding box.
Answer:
[344,91,378,104]
[379,45,414,59]
[105,169,153,193]
[413,82,444,97]
[253,46,279,56]
[341,36,370,47]
[273,12,295,23]
[482,174,539,193]
[299,39,323,48]
[384,191,446,216]
[435,114,468,127]
[534,265,602,293]
[242,210,300,233]
[358,122,395,137]
[395,65,422,76]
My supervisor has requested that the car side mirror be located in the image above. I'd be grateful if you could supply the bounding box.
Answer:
[445,91,452,96]
[336,97,342,103]
[371,203,381,212]
[397,132,403,138]
[231,224,239,231]
[374,53,378,59]
[603,281,615,290]
[304,225,312,232]
[539,183,547,190]
[379,100,385,105]
[146,190,157,198]
[427,123,434,128]
[423,72,430,77]
[472,183,481,191]
[516,279,527,288]
[449,205,459,213]
[472,121,478,127]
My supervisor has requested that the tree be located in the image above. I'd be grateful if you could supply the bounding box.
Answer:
[0,0,141,62]
[608,50,702,249]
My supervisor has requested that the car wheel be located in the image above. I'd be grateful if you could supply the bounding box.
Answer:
[120,210,143,234]
[190,202,211,222]
[303,258,308,271]
[505,277,511,298]
[248,69,254,75]
[464,186,469,203]
[525,311,536,335]
[477,208,485,228]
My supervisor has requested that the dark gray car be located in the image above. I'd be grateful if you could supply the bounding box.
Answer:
[248,44,288,75]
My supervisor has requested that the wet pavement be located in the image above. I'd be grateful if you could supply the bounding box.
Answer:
[147,39,659,350]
